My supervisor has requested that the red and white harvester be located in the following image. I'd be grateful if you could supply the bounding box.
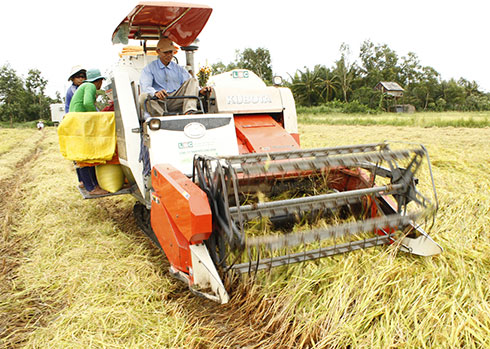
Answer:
[86,2,442,303]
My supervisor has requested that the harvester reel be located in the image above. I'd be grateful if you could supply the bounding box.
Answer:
[193,142,441,277]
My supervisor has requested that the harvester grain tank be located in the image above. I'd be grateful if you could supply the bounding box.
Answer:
[75,2,443,303]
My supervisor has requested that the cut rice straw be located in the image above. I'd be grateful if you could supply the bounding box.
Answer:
[0,125,489,348]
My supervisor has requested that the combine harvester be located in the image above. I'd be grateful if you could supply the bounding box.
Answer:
[87,2,442,303]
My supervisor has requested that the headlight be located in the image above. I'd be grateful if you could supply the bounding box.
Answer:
[148,118,161,130]
[273,76,283,86]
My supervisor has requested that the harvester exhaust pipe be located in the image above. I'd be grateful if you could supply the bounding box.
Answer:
[181,39,200,77]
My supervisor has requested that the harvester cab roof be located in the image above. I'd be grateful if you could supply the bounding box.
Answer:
[112,2,212,47]
[61,1,443,304]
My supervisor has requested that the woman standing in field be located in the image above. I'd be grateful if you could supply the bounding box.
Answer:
[65,66,86,188]
[65,66,86,113]
[69,68,108,195]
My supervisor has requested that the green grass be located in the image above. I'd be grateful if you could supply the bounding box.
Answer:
[3,111,490,128]
[298,111,490,128]
[0,121,55,129]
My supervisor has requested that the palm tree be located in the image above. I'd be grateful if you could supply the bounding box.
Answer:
[458,78,480,97]
[319,68,340,102]
[334,44,354,102]
[289,66,324,106]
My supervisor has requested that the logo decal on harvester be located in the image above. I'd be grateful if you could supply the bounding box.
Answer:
[226,95,273,105]
[178,141,193,149]
[184,122,206,139]
[232,70,249,78]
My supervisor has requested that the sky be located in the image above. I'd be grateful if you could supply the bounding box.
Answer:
[1,0,489,98]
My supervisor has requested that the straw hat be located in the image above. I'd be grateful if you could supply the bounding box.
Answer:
[156,38,178,54]
[68,65,86,81]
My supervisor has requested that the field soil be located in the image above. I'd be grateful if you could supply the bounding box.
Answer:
[0,125,489,348]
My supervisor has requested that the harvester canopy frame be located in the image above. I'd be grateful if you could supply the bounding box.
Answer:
[112,1,212,46]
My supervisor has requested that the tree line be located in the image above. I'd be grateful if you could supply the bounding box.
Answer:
[0,64,60,124]
[214,41,490,112]
[2,40,489,125]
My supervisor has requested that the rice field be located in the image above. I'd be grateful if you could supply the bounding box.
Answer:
[0,123,489,348]
[298,111,490,128]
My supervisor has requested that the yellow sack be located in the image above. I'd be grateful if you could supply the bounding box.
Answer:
[96,164,125,193]
[58,112,116,162]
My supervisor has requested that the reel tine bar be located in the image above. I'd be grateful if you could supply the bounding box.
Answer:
[193,141,436,275]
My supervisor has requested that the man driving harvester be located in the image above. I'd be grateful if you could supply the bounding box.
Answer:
[139,37,211,116]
